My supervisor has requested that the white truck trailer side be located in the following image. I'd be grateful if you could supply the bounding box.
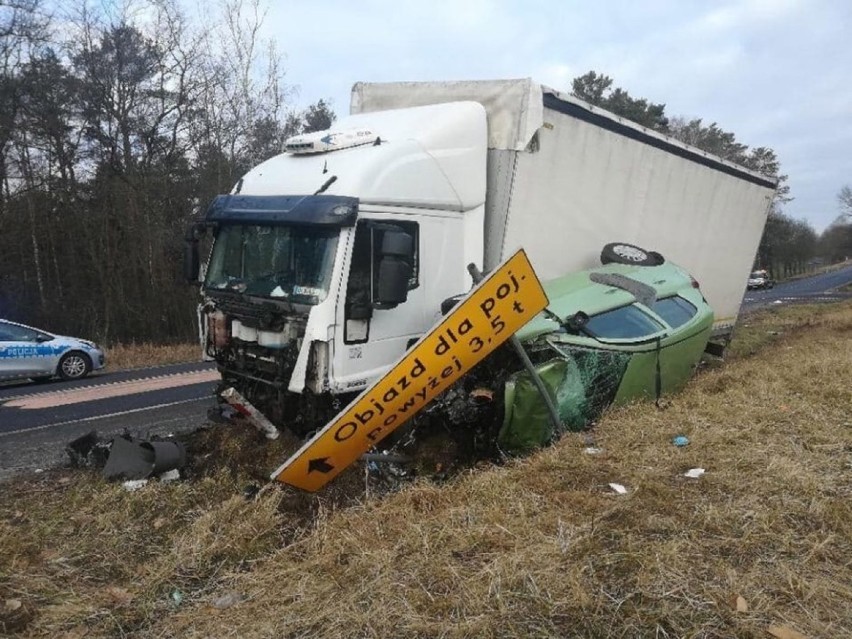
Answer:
[186,79,776,434]
[351,79,777,338]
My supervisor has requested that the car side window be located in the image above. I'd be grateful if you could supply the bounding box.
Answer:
[651,296,697,329]
[584,304,664,339]
[0,323,38,342]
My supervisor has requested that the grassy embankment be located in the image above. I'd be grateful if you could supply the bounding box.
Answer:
[1,302,850,638]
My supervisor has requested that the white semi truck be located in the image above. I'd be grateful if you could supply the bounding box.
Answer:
[185,79,777,434]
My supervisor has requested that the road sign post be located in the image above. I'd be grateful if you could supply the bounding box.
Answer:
[271,249,549,492]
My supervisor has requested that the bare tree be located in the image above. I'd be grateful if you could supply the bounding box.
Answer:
[839,185,852,220]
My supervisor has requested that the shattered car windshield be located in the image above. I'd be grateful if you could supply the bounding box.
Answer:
[205,224,339,303]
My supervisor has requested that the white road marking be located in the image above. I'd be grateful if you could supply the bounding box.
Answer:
[0,397,209,437]
[4,369,220,409]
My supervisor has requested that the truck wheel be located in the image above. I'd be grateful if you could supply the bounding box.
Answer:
[600,242,663,266]
[58,351,92,381]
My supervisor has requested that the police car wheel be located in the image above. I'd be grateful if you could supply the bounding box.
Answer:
[58,351,91,380]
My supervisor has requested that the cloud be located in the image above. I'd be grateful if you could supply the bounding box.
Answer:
[261,0,852,231]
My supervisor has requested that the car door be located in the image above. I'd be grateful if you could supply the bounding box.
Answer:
[0,321,44,380]
[646,296,712,394]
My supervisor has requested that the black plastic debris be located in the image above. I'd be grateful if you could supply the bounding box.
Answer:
[148,440,186,474]
[207,403,239,424]
[102,436,186,481]
[66,431,111,469]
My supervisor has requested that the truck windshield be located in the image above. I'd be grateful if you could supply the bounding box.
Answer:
[205,224,339,303]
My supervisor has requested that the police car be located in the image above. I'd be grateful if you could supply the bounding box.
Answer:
[0,319,106,383]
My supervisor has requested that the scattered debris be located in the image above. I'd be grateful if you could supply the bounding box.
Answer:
[730,594,748,612]
[684,468,705,479]
[210,591,245,610]
[158,469,180,483]
[207,403,239,424]
[672,435,690,447]
[608,482,628,494]
[170,590,184,607]
[583,446,604,455]
[242,484,260,500]
[361,452,412,464]
[220,387,280,439]
[66,431,111,468]
[103,438,152,481]
[3,599,22,612]
[122,479,148,492]
[469,388,494,402]
[103,436,186,482]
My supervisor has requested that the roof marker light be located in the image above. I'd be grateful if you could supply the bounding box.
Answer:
[285,128,378,155]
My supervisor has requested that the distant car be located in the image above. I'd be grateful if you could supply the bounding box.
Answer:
[747,270,774,290]
[0,319,106,383]
[494,250,714,452]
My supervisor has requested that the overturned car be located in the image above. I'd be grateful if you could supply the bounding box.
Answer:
[421,257,714,455]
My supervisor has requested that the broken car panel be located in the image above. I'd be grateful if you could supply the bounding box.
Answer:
[498,259,713,452]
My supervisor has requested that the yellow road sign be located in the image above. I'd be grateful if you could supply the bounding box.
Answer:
[271,249,549,491]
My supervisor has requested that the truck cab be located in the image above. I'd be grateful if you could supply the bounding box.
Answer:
[186,102,487,432]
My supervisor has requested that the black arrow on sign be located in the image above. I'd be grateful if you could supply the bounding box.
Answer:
[308,457,334,474]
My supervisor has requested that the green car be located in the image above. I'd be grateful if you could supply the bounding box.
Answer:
[496,256,713,452]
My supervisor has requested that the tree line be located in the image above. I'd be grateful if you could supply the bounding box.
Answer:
[0,0,333,343]
[571,71,852,277]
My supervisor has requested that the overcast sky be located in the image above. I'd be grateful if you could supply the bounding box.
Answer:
[260,0,851,232]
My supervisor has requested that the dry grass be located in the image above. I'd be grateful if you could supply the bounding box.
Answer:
[104,342,202,371]
[1,302,850,638]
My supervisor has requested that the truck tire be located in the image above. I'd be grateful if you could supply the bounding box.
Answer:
[600,242,664,266]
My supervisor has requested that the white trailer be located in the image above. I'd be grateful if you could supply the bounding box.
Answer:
[351,79,777,338]
[186,79,776,432]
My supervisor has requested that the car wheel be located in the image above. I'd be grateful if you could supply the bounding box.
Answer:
[58,351,92,381]
[601,242,662,266]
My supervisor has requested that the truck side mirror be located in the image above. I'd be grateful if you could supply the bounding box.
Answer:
[184,223,206,285]
[373,230,414,309]
[347,300,373,320]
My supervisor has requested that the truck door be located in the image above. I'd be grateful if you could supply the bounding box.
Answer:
[331,219,426,390]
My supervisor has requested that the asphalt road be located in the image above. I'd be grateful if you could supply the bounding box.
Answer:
[1,263,850,481]
[741,263,852,311]
[0,362,218,481]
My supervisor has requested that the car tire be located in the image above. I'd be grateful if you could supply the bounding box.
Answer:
[58,351,92,381]
[600,242,663,266]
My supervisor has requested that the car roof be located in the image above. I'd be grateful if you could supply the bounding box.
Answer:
[0,318,53,335]
[516,261,697,342]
